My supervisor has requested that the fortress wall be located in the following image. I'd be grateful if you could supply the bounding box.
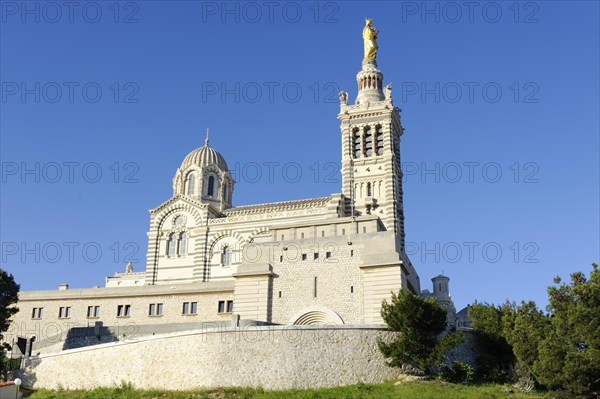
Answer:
[17,325,399,391]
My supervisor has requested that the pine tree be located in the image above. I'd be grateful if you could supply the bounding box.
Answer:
[533,264,600,397]
[0,268,19,335]
[378,290,462,373]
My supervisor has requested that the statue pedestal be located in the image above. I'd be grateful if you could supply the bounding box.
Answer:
[362,59,377,68]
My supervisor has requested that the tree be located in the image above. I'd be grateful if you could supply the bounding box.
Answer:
[533,264,600,397]
[378,289,462,374]
[503,301,550,374]
[470,264,599,397]
[0,268,19,335]
[467,302,515,382]
[0,268,19,375]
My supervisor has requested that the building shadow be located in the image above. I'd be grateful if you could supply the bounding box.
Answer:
[61,322,119,351]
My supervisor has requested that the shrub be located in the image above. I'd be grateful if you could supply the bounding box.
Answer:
[439,360,474,384]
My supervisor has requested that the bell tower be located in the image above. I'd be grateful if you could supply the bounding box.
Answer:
[338,19,406,249]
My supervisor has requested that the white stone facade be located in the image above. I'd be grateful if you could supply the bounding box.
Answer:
[4,32,457,388]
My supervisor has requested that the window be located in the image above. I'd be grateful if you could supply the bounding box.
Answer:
[342,229,345,235]
[278,291,282,298]
[168,232,188,257]
[351,249,354,257]
[87,306,100,318]
[352,128,361,158]
[376,126,384,155]
[31,307,43,319]
[117,305,131,317]
[186,173,195,195]
[281,234,285,240]
[178,232,188,256]
[218,300,234,314]
[167,233,177,257]
[301,232,304,239]
[182,302,198,315]
[321,231,325,237]
[314,252,319,260]
[363,127,373,157]
[207,175,215,197]
[367,182,372,197]
[363,226,367,233]
[221,246,231,266]
[326,251,332,259]
[302,253,307,261]
[279,255,283,262]
[149,303,163,316]
[350,286,354,293]
[59,307,71,319]
[313,277,318,298]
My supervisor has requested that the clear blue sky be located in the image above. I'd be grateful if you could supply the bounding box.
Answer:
[1,1,598,311]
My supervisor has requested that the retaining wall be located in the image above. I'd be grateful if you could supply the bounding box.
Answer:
[17,325,399,390]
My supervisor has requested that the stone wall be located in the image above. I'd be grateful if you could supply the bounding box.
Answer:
[269,236,364,324]
[16,325,400,391]
[445,329,478,367]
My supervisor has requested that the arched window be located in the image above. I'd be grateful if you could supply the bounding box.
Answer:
[207,176,215,197]
[221,246,231,266]
[363,126,373,157]
[367,182,372,197]
[352,128,361,159]
[375,125,384,155]
[178,232,188,256]
[186,174,195,196]
[167,234,177,257]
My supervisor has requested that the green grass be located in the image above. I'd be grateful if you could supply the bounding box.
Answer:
[24,381,551,399]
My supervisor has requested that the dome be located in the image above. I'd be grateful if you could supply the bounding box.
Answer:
[180,141,229,172]
[173,134,234,211]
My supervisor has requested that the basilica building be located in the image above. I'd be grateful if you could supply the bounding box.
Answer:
[5,22,455,354]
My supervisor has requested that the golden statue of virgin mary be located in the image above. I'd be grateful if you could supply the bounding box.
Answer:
[363,19,378,60]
